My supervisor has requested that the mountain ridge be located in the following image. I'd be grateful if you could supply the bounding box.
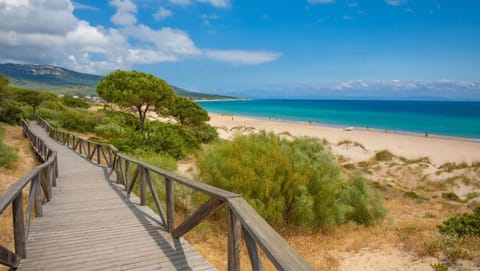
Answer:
[0,63,235,100]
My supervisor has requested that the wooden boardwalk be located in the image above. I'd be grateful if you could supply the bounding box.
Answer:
[17,123,216,271]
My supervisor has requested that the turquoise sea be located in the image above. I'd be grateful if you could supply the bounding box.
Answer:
[198,100,480,139]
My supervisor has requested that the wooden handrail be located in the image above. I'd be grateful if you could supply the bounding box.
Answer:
[34,116,314,271]
[0,120,58,269]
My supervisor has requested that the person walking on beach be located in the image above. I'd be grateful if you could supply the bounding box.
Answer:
[425,131,428,137]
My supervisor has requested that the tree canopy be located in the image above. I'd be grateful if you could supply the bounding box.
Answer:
[97,70,175,134]
[168,96,210,125]
[13,88,49,117]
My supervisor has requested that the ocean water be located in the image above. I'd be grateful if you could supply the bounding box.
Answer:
[198,100,480,139]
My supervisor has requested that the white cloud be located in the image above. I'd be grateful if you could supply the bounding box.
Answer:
[308,0,335,4]
[204,49,282,65]
[169,0,230,8]
[109,0,137,26]
[153,7,173,20]
[0,0,281,74]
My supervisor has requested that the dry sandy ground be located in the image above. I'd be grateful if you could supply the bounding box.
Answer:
[0,125,37,271]
[209,113,480,166]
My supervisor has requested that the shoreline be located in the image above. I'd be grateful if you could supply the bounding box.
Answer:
[207,111,480,143]
[207,112,480,166]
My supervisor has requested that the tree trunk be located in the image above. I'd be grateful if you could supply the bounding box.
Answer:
[137,107,145,136]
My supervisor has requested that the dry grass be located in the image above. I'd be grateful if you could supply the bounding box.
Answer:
[0,125,38,271]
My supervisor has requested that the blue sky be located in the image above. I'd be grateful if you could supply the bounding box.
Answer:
[0,0,479,99]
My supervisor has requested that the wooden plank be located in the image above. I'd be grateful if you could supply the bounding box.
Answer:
[228,209,241,271]
[172,197,225,238]
[127,166,141,196]
[144,169,166,225]
[0,245,21,268]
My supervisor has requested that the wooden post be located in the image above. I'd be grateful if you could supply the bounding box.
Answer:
[33,175,43,217]
[124,160,130,190]
[96,145,101,164]
[139,168,147,206]
[228,209,241,271]
[87,142,91,160]
[243,228,263,271]
[165,178,175,232]
[12,192,26,258]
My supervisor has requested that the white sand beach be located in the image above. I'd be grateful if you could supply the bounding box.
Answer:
[208,113,480,166]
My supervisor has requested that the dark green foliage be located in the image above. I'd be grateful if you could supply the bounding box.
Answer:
[167,96,210,125]
[0,101,29,124]
[342,174,386,226]
[62,94,90,108]
[37,100,99,133]
[375,150,394,161]
[438,206,480,236]
[197,132,385,228]
[12,87,48,117]
[97,70,175,134]
[187,123,218,143]
[0,125,18,168]
[96,109,216,159]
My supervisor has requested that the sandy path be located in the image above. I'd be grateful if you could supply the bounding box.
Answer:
[208,113,480,166]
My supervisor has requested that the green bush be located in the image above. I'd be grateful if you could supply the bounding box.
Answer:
[342,174,386,226]
[187,123,218,144]
[0,125,18,168]
[145,122,199,159]
[197,132,385,228]
[95,122,126,138]
[375,150,394,161]
[63,95,90,108]
[438,206,480,236]
[0,101,29,124]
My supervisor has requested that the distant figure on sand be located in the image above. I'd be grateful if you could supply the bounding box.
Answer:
[425,131,428,137]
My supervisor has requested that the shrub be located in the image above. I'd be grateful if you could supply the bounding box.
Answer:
[438,206,480,236]
[63,95,90,108]
[187,123,218,144]
[0,101,29,124]
[197,132,385,228]
[375,150,394,161]
[342,174,386,226]
[0,125,18,168]
[95,122,126,138]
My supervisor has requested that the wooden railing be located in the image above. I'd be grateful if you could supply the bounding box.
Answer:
[0,120,58,269]
[34,116,314,271]
[36,117,118,167]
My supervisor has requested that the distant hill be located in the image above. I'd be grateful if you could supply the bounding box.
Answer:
[0,63,235,100]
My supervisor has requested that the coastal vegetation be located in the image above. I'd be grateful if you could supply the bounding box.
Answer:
[197,132,385,228]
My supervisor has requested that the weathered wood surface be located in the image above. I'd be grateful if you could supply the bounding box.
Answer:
[17,123,216,271]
